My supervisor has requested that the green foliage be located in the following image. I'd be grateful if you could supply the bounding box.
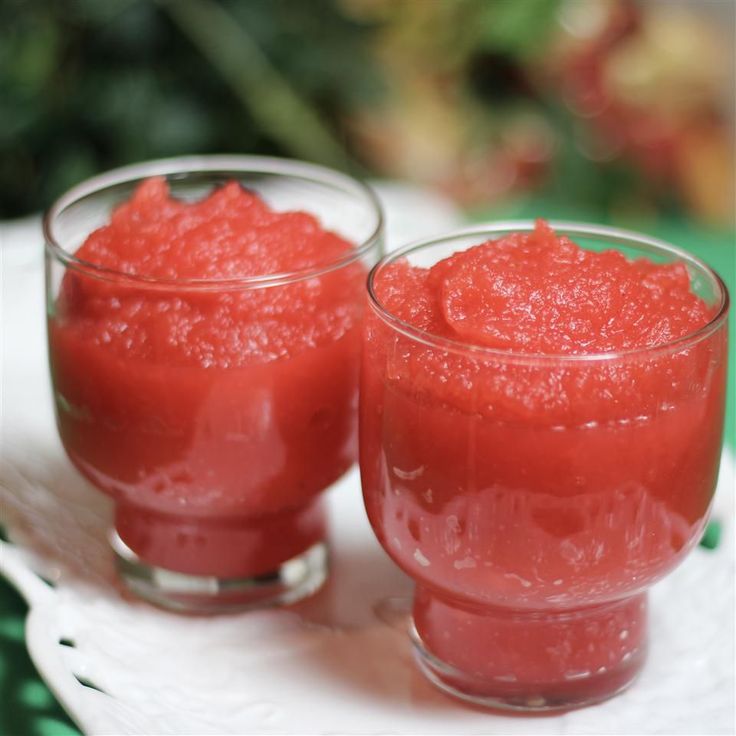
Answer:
[0,0,378,217]
[0,0,675,222]
[475,0,562,58]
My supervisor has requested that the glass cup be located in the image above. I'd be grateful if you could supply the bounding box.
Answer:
[45,155,383,612]
[360,222,729,711]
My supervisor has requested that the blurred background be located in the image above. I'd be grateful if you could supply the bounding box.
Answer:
[0,3,734,734]
[2,0,734,228]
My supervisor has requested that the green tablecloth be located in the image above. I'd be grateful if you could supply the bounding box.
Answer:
[0,572,79,736]
[1,211,733,736]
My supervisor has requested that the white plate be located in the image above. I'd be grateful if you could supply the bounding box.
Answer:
[1,190,733,735]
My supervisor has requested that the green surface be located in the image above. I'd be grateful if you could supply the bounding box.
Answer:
[700,520,723,551]
[0,576,78,736]
[0,210,733,736]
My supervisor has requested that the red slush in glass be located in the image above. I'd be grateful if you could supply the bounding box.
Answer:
[46,157,382,611]
[360,220,728,710]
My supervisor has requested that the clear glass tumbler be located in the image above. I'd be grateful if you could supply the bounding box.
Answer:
[45,155,383,612]
[360,222,728,711]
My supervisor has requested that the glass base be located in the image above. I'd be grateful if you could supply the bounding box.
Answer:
[411,587,647,712]
[114,499,326,578]
[411,625,644,712]
[111,530,328,613]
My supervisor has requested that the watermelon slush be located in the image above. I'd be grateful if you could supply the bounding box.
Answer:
[49,175,373,580]
[360,221,728,708]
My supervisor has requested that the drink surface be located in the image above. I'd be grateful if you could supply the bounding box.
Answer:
[57,177,362,367]
[384,219,711,354]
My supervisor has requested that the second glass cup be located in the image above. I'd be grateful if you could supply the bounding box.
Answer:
[360,222,728,711]
[45,155,383,612]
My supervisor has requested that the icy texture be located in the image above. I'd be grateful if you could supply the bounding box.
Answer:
[59,178,363,367]
[379,219,712,355]
[370,221,717,424]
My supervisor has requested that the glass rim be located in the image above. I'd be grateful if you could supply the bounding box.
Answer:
[43,154,384,291]
[367,220,730,364]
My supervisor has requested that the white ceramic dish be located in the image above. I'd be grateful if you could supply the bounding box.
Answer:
[1,189,733,735]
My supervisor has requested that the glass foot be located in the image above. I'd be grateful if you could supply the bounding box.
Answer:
[411,624,644,712]
[111,530,328,613]
[411,587,647,712]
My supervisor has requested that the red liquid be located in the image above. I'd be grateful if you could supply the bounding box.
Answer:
[50,178,366,576]
[361,221,727,705]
